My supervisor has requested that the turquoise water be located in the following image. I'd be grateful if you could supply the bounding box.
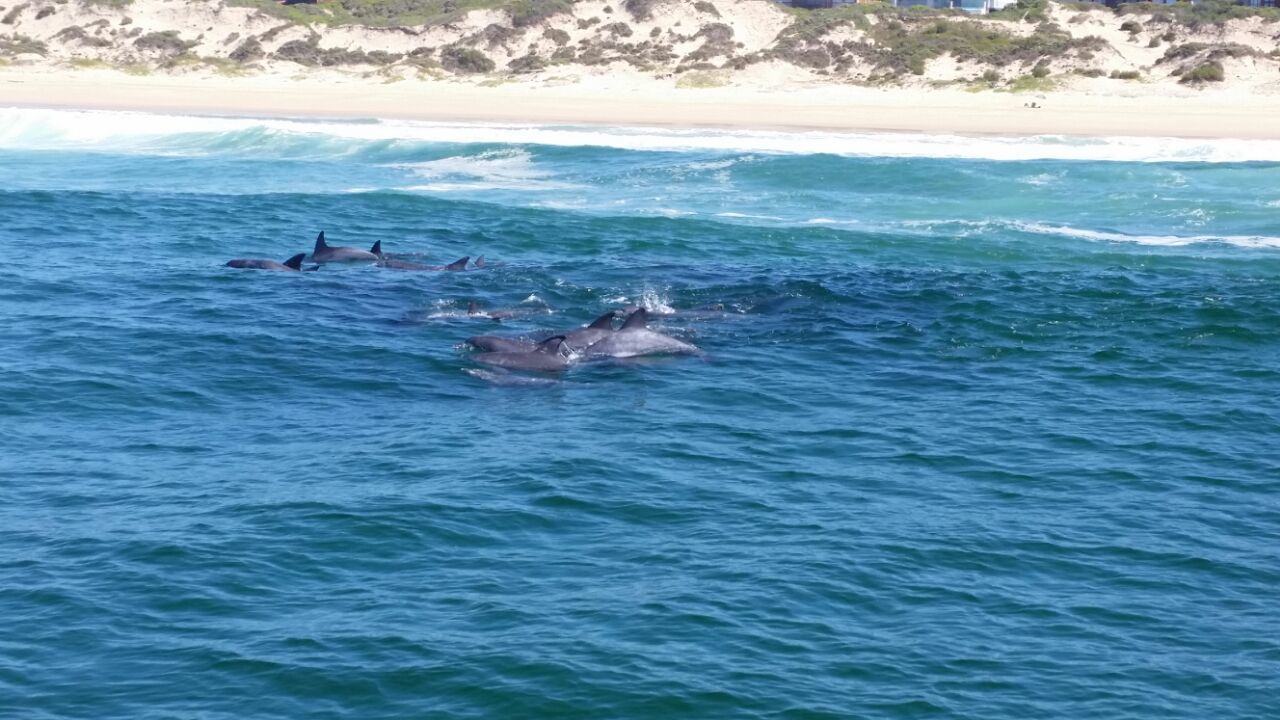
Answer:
[2,108,1279,719]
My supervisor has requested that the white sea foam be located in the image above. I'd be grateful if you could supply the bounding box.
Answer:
[4,107,1280,163]
[397,149,577,192]
[715,212,785,221]
[1011,222,1280,249]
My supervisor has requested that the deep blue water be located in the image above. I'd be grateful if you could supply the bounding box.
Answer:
[2,108,1279,719]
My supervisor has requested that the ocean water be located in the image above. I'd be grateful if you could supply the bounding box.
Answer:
[1,107,1278,719]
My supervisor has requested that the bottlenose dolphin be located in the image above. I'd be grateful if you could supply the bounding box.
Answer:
[311,231,380,262]
[465,310,615,353]
[583,308,699,358]
[378,256,470,271]
[467,335,536,353]
[226,253,309,272]
[473,336,574,372]
[559,310,620,351]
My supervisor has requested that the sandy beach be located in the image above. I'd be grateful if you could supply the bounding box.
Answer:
[5,67,1280,139]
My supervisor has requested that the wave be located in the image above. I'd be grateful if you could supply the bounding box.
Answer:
[3,107,1280,163]
[395,148,578,192]
[898,218,1280,249]
[1012,222,1280,249]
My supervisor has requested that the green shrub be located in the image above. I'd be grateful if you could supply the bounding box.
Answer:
[600,21,632,37]
[53,25,113,48]
[543,27,569,45]
[1,3,28,24]
[507,0,570,28]
[228,36,264,62]
[507,51,544,73]
[693,1,719,17]
[1119,20,1141,33]
[0,33,45,54]
[440,44,494,73]
[981,68,999,82]
[990,0,1049,24]
[134,30,196,55]
[1031,60,1049,78]
[623,0,657,21]
[1180,60,1224,84]
[1109,69,1140,80]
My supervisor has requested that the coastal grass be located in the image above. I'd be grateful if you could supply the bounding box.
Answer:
[227,0,570,28]
[772,6,1104,80]
[1003,72,1059,93]
[68,57,111,69]
[676,69,728,89]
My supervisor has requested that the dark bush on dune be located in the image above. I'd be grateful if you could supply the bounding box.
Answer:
[134,30,195,55]
[1180,59,1224,83]
[508,0,572,28]
[441,44,495,73]
[229,36,264,62]
[623,0,659,21]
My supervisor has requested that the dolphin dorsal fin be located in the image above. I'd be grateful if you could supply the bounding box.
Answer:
[314,231,327,251]
[445,256,469,272]
[474,256,486,268]
[468,301,480,315]
[587,311,616,330]
[370,240,382,257]
[621,307,648,331]
[536,335,567,354]
[283,253,306,270]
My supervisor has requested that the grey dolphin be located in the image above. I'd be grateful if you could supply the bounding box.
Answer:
[559,310,620,351]
[311,231,380,262]
[468,335,536,353]
[466,310,616,353]
[583,308,698,358]
[473,335,574,373]
[379,255,470,271]
[226,253,309,272]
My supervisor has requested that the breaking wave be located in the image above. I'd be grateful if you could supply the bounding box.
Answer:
[3,107,1280,163]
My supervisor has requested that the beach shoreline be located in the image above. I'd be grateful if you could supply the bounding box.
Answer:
[6,68,1280,140]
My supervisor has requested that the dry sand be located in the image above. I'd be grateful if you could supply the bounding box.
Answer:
[4,66,1280,139]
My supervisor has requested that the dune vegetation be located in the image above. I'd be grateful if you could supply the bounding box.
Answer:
[1,0,1277,91]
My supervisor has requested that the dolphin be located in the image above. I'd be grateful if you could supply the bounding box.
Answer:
[467,335,536,353]
[558,310,621,351]
[379,256,470,271]
[311,231,380,262]
[465,309,616,353]
[473,335,575,373]
[226,253,309,272]
[582,308,699,358]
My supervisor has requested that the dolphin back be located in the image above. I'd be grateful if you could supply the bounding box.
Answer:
[621,307,649,331]
[587,311,617,330]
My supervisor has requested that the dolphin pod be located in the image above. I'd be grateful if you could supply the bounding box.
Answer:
[225,231,486,272]
[464,307,701,381]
